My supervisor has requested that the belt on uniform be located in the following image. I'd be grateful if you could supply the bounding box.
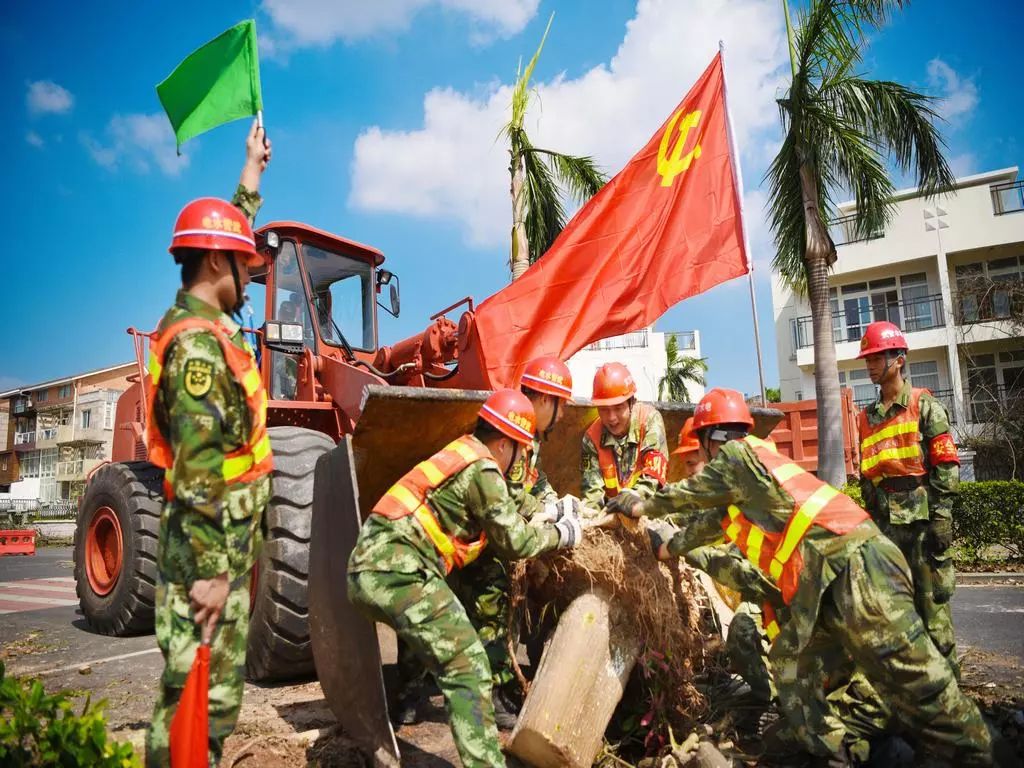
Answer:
[879,475,927,492]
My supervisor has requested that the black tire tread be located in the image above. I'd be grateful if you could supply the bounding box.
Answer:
[245,426,335,682]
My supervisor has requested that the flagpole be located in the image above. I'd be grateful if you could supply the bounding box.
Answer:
[719,40,767,406]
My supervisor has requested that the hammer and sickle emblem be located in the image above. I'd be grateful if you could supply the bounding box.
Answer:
[657,109,702,187]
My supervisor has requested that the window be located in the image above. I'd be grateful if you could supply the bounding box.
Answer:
[908,361,940,393]
[19,450,40,479]
[58,384,71,398]
[989,256,1023,319]
[304,244,375,352]
[837,279,899,342]
[104,402,114,429]
[36,389,48,402]
[900,273,934,331]
[840,369,877,406]
[955,263,983,322]
[1,456,8,471]
[81,409,91,429]
[39,448,57,479]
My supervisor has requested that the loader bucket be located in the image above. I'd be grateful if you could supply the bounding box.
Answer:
[308,385,783,759]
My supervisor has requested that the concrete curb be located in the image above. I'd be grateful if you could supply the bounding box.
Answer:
[956,572,1024,585]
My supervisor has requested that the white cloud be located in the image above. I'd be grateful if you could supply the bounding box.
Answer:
[926,58,978,124]
[349,0,787,250]
[25,131,44,148]
[80,113,189,177]
[261,0,538,52]
[948,152,977,178]
[26,80,73,116]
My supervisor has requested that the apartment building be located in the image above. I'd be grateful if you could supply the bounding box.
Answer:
[0,362,135,503]
[771,167,1024,471]
[567,327,704,402]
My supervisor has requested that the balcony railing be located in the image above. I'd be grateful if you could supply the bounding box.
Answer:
[583,329,650,351]
[672,331,697,351]
[991,180,1024,215]
[954,279,1024,325]
[795,294,945,350]
[14,431,35,446]
[854,387,958,423]
[964,385,1024,424]
[829,213,885,247]
[56,458,102,482]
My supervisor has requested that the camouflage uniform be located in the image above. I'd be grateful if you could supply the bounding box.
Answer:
[860,381,960,673]
[581,404,668,507]
[451,438,557,694]
[645,440,993,766]
[348,446,558,768]
[146,186,269,768]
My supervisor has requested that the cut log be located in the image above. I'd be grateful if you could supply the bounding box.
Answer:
[508,589,640,768]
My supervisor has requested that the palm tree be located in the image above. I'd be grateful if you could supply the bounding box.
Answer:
[659,334,708,402]
[503,15,607,281]
[767,0,954,486]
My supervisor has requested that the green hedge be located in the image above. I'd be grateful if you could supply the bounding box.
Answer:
[951,481,1024,562]
[843,480,1024,563]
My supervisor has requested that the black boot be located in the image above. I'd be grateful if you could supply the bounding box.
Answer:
[492,688,521,731]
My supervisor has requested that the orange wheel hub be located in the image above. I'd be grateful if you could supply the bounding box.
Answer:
[86,506,123,596]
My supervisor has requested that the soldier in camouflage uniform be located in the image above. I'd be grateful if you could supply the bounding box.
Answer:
[581,362,668,508]
[857,321,961,675]
[145,121,272,767]
[616,389,995,766]
[348,389,582,768]
[446,357,576,728]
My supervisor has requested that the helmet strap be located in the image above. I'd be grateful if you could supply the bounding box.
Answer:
[542,398,560,441]
[505,441,521,477]
[227,253,245,315]
[881,351,906,382]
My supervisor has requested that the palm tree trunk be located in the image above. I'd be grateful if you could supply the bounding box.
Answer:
[799,161,846,487]
[510,148,530,281]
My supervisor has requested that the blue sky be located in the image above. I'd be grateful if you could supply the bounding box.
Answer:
[2,0,1022,395]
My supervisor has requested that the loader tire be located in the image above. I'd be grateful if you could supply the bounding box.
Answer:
[246,426,336,682]
[74,462,163,636]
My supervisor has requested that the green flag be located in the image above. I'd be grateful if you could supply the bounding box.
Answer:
[157,19,263,149]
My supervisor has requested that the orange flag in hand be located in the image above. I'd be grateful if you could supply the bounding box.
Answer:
[473,52,749,388]
[170,643,210,767]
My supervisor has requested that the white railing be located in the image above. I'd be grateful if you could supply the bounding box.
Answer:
[14,432,34,446]
[38,427,59,441]
[584,329,650,351]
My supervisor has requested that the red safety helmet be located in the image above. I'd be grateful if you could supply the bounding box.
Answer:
[521,356,573,400]
[692,388,754,432]
[169,197,263,268]
[672,417,701,456]
[857,321,908,358]
[591,362,637,406]
[480,389,536,446]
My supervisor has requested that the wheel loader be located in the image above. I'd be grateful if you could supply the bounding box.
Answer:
[73,218,783,763]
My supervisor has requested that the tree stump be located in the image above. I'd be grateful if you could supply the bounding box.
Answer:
[507,589,640,768]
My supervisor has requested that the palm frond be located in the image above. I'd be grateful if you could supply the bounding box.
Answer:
[533,148,606,204]
[506,13,553,138]
[519,134,566,261]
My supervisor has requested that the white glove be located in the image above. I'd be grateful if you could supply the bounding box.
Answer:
[554,514,583,549]
[536,495,581,525]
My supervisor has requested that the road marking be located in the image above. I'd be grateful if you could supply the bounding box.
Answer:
[0,582,78,594]
[37,577,76,584]
[0,593,78,606]
[14,647,161,678]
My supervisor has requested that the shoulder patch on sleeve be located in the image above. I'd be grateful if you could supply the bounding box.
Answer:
[184,358,215,398]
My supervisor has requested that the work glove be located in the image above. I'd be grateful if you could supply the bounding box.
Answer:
[645,519,679,560]
[533,495,581,526]
[605,489,644,518]
[927,517,953,555]
[554,514,583,549]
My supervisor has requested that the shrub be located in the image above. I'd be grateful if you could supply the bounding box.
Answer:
[0,662,137,767]
[951,481,1024,563]
[841,482,865,509]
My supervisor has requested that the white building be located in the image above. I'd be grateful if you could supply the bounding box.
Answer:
[771,167,1024,452]
[567,327,704,402]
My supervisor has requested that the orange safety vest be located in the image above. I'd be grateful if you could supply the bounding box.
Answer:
[146,317,272,500]
[585,403,667,498]
[373,435,492,574]
[858,388,928,481]
[763,602,780,643]
[721,436,869,605]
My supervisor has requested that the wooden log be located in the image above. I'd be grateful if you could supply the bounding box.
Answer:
[508,589,640,768]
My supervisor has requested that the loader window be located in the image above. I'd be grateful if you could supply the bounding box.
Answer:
[304,245,375,351]
[271,240,314,400]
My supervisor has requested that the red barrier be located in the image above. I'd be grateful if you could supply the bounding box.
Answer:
[768,388,861,479]
[0,529,37,556]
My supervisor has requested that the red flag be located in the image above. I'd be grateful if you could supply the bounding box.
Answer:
[170,643,210,768]
[473,52,748,388]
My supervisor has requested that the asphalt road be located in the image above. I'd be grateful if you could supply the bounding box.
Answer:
[2,547,1022,733]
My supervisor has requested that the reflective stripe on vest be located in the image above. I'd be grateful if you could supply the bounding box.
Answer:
[858,388,927,480]
[373,435,491,573]
[585,403,666,498]
[763,603,780,643]
[721,436,869,604]
[145,317,271,498]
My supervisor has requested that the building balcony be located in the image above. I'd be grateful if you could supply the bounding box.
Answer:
[583,328,651,351]
[56,458,103,482]
[56,423,107,445]
[11,398,34,416]
[795,294,947,366]
[829,213,885,247]
[13,431,36,451]
[35,426,63,449]
[991,180,1024,216]
[963,385,1024,425]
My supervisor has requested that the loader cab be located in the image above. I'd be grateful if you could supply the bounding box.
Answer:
[254,222,392,401]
